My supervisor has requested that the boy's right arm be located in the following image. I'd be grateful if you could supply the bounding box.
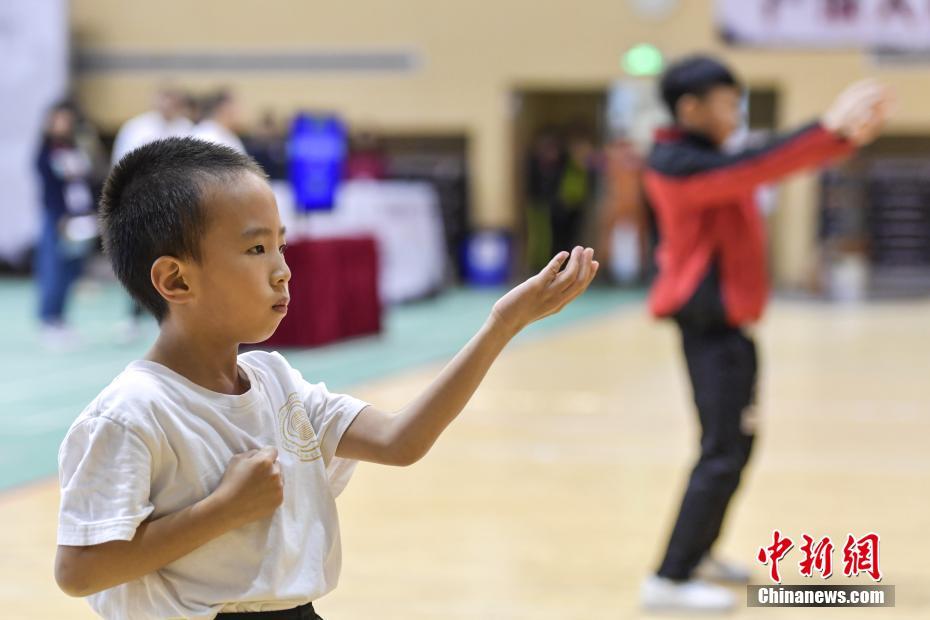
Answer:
[55,446,283,597]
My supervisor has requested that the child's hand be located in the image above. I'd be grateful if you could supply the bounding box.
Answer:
[210,446,284,528]
[490,246,599,335]
[844,87,894,146]
[822,80,893,145]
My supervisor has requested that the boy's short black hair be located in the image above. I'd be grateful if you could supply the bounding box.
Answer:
[660,54,742,119]
[100,137,265,322]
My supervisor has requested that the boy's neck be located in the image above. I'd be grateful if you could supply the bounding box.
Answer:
[146,320,248,396]
[676,122,719,145]
[677,122,711,140]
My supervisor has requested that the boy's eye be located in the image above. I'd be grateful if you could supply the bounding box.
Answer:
[279,244,288,254]
[248,245,265,255]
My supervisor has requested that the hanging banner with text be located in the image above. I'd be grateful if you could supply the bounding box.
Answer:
[717,0,930,50]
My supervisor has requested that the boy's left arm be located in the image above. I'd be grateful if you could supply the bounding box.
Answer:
[336,246,598,466]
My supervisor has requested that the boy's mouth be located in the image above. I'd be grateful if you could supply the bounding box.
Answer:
[272,297,290,313]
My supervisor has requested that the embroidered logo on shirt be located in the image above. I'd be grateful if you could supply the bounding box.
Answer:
[277,393,322,462]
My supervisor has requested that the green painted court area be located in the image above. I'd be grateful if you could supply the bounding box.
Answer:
[0,277,641,492]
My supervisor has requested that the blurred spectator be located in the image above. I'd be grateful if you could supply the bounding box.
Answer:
[524,131,562,271]
[73,110,110,191]
[34,101,97,349]
[245,110,288,180]
[183,92,202,124]
[344,131,387,180]
[192,89,246,153]
[552,131,598,253]
[111,85,193,165]
[597,137,646,284]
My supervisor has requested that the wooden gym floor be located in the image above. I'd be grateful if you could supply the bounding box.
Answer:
[2,297,927,618]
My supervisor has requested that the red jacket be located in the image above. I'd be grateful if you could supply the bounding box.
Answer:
[644,123,854,326]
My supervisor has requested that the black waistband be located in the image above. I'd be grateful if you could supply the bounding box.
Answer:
[215,601,319,620]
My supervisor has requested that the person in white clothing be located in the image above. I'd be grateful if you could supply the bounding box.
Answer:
[192,89,247,154]
[55,137,599,619]
[111,86,193,166]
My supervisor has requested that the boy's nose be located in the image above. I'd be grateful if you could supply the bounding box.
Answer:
[274,258,291,285]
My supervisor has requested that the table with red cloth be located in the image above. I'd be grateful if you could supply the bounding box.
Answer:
[261,236,381,348]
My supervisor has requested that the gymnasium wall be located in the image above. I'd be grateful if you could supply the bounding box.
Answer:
[70,0,930,287]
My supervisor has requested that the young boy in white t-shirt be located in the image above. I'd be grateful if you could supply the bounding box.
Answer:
[55,137,599,620]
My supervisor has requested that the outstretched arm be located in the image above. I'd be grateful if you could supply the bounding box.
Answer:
[649,80,892,209]
[336,246,599,466]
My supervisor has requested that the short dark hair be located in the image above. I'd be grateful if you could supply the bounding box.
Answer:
[660,55,741,119]
[100,138,265,322]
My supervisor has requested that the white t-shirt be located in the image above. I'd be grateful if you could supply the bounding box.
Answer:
[57,351,368,620]
[191,120,247,154]
[111,111,194,165]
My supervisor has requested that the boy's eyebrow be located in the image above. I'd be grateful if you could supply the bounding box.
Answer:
[241,226,287,238]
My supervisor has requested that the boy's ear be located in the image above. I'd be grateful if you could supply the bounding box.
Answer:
[150,256,193,305]
[676,94,700,123]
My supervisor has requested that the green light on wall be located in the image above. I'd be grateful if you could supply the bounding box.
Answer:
[623,44,664,76]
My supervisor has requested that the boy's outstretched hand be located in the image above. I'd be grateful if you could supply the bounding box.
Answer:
[822,79,894,146]
[490,246,599,336]
[335,245,598,468]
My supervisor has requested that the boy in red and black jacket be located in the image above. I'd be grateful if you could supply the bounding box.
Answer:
[641,55,891,612]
